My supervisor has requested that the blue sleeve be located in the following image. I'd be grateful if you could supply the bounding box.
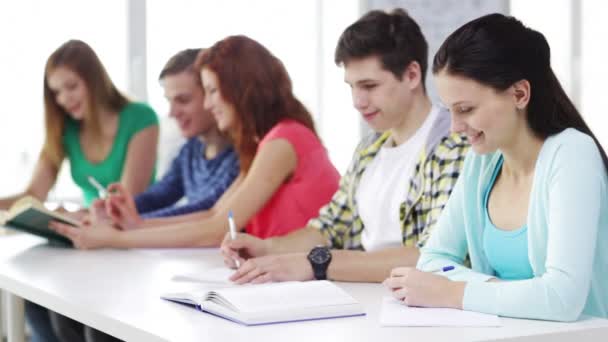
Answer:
[140,196,217,218]
[461,136,606,321]
[417,151,494,282]
[134,147,185,213]
[140,147,240,219]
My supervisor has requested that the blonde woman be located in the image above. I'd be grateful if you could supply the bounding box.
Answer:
[13,40,159,342]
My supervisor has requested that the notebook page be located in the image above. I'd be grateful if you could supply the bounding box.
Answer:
[214,280,358,313]
[171,267,235,285]
[380,297,501,327]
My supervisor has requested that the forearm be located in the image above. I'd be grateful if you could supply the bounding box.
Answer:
[113,215,225,248]
[135,191,182,214]
[267,226,327,254]
[138,209,213,229]
[0,194,25,210]
[328,247,420,282]
[0,190,39,210]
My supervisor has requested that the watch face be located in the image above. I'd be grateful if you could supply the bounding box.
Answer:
[310,247,331,264]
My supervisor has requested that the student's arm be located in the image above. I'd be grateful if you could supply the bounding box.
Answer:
[229,244,420,284]
[222,141,362,261]
[0,152,59,209]
[126,171,244,228]
[414,138,605,321]
[103,153,185,229]
[52,139,297,248]
[133,151,185,214]
[120,166,244,229]
[327,247,419,282]
[137,153,240,220]
[460,138,604,321]
[120,125,159,195]
[415,154,490,280]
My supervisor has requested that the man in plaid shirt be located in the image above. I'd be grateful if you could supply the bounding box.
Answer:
[222,8,469,283]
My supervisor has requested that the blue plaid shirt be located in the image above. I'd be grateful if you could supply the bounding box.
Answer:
[135,138,239,218]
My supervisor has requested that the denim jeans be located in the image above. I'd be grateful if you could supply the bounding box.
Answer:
[25,301,60,342]
[25,301,122,342]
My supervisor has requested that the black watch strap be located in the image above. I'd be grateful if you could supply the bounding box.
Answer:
[308,246,332,280]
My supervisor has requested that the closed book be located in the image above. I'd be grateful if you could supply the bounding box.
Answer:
[162,280,365,326]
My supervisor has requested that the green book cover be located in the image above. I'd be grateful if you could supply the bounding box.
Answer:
[5,207,77,247]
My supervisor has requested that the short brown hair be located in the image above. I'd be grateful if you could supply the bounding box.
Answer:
[335,8,428,90]
[158,48,202,81]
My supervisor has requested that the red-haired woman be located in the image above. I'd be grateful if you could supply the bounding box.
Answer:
[52,35,340,248]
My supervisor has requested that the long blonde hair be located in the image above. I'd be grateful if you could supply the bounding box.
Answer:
[42,40,128,168]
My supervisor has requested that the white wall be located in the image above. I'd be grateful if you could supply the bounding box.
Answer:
[1,0,606,204]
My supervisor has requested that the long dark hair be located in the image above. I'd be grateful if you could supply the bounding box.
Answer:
[433,13,608,172]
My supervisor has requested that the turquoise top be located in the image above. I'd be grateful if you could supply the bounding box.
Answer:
[63,102,158,207]
[418,128,608,321]
[482,157,534,280]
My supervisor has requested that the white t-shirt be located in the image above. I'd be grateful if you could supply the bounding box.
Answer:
[356,106,439,252]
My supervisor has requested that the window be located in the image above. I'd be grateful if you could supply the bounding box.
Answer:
[0,1,127,202]
[146,0,360,173]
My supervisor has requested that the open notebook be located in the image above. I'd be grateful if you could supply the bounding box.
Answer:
[380,297,501,327]
[162,279,365,326]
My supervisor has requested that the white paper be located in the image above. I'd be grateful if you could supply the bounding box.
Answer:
[380,297,501,327]
[171,267,235,285]
[215,280,359,313]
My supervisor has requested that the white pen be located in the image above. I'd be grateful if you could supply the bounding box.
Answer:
[228,210,241,268]
[87,176,108,199]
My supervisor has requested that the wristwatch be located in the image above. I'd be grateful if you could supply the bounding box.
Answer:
[307,246,332,280]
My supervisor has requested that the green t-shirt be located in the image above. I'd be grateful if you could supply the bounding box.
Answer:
[63,102,159,207]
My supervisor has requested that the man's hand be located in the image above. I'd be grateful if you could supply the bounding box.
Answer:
[228,253,313,284]
[105,183,143,230]
[220,232,271,268]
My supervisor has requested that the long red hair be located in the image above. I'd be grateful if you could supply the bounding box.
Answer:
[195,35,316,173]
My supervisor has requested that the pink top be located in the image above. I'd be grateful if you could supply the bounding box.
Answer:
[246,120,340,238]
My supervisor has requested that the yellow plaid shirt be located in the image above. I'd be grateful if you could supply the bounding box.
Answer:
[308,109,469,250]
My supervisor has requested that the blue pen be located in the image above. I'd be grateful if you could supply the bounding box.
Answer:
[228,211,241,268]
[428,265,455,273]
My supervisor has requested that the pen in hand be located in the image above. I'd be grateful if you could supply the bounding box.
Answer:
[428,265,455,273]
[228,210,241,268]
[87,176,108,199]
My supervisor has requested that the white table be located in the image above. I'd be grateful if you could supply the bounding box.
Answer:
[1,234,607,342]
[0,232,41,342]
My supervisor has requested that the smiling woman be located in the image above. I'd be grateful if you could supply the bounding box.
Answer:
[386,13,608,322]
[0,39,160,342]
[50,35,340,250]
[0,40,159,211]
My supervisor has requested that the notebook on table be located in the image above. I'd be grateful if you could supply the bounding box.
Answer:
[380,297,501,327]
[162,280,365,326]
[1,196,78,247]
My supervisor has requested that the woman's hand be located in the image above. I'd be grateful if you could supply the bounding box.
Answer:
[49,220,121,250]
[383,267,465,309]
